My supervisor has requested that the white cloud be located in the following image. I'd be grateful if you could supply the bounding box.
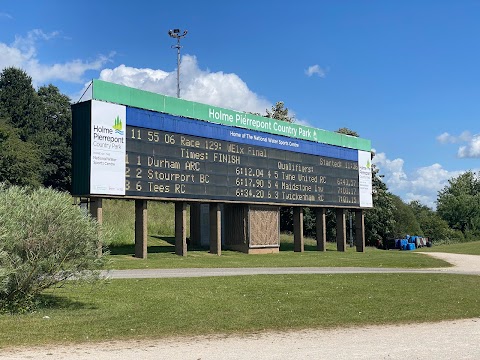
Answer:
[437,131,472,144]
[403,193,434,206]
[410,163,462,196]
[372,151,408,190]
[437,130,480,158]
[100,64,169,90]
[305,64,327,78]
[372,151,465,208]
[437,132,454,144]
[99,55,272,114]
[294,118,313,127]
[458,134,480,158]
[29,54,114,84]
[0,29,113,86]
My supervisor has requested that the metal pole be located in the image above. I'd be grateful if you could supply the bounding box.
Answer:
[176,37,181,98]
[168,29,188,99]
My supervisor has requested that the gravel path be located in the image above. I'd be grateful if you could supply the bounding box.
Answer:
[2,252,479,359]
[420,252,480,274]
[102,251,480,279]
[3,318,479,360]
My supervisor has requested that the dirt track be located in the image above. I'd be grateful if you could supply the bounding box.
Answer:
[2,252,479,359]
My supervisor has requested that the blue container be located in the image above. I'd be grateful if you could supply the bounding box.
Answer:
[407,243,416,250]
[400,239,408,250]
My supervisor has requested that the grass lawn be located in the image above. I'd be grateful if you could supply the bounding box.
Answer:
[418,241,480,255]
[106,235,449,270]
[1,274,479,348]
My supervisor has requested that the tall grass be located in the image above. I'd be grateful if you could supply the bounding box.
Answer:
[103,199,189,246]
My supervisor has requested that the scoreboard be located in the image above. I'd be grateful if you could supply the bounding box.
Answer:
[73,99,372,208]
[125,126,361,206]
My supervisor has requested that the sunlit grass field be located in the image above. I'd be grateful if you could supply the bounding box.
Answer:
[1,274,479,347]
[1,200,476,348]
[106,234,449,270]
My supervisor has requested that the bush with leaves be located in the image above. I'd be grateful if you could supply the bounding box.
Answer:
[0,184,108,313]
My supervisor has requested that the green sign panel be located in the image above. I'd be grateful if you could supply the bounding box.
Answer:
[91,79,371,151]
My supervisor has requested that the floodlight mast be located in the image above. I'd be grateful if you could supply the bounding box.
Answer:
[168,28,188,98]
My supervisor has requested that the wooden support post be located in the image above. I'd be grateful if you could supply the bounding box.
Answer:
[209,203,222,255]
[175,202,187,256]
[293,207,304,252]
[355,209,366,252]
[336,208,346,252]
[89,197,103,257]
[316,208,327,251]
[134,199,148,259]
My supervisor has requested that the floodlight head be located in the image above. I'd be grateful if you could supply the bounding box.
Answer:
[168,29,178,38]
[169,28,188,39]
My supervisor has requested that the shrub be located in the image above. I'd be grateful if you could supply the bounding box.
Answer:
[0,184,108,313]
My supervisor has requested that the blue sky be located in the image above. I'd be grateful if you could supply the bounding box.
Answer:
[1,1,479,208]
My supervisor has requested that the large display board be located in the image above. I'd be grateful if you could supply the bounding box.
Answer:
[72,99,373,208]
[126,126,361,206]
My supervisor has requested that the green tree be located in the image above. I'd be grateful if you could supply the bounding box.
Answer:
[266,101,294,123]
[336,127,359,137]
[436,171,480,237]
[335,128,396,245]
[391,195,422,238]
[36,84,72,191]
[0,69,73,191]
[0,67,43,141]
[364,164,396,245]
[0,120,42,187]
[408,201,464,243]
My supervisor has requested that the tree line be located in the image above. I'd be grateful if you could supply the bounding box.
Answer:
[1,67,479,245]
[0,67,72,191]
[265,102,480,245]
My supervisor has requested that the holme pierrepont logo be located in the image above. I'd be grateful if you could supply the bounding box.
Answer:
[112,116,124,135]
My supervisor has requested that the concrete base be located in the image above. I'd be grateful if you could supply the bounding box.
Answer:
[247,247,280,254]
[224,244,280,254]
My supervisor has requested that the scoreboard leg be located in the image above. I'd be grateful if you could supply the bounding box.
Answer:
[134,199,148,259]
[293,207,304,252]
[316,208,327,252]
[175,202,188,256]
[355,209,366,252]
[209,203,222,255]
[336,209,347,252]
[89,197,103,257]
